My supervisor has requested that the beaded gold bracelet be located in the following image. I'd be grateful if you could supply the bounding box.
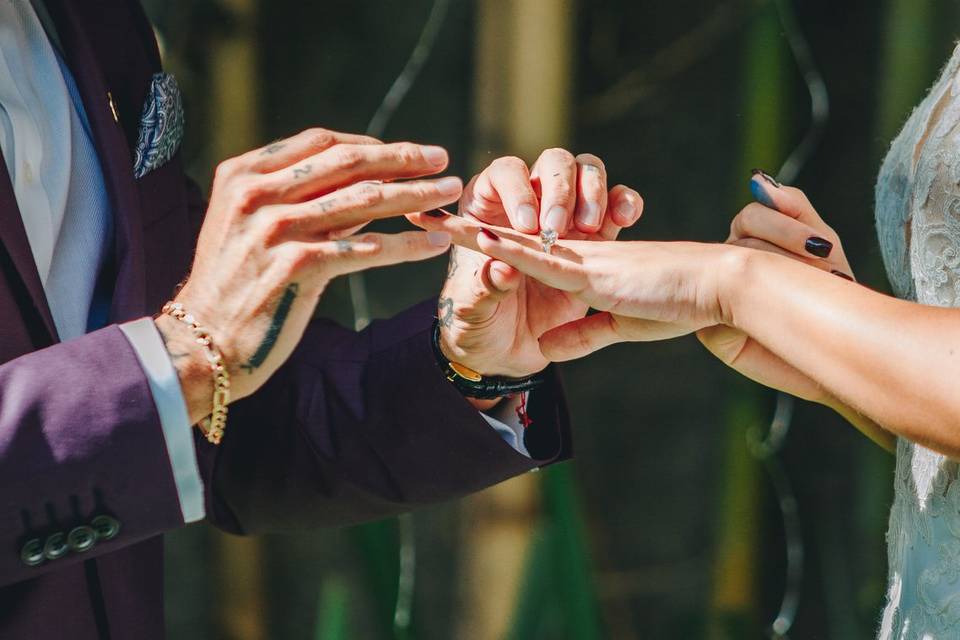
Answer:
[160,301,230,445]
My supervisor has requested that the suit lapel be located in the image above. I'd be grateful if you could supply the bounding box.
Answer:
[44,0,147,324]
[0,155,58,342]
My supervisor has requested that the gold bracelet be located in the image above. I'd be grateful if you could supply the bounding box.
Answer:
[160,301,230,445]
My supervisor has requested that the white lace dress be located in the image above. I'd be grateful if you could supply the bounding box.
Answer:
[876,43,960,639]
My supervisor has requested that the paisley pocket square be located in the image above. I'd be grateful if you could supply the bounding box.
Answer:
[132,72,184,179]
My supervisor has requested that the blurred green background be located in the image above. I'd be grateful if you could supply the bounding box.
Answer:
[141,0,960,637]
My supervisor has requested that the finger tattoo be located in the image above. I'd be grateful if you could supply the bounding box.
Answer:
[260,141,286,155]
[335,239,353,253]
[292,164,313,179]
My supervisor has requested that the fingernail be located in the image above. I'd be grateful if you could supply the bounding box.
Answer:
[614,200,637,223]
[544,205,567,233]
[428,231,451,247]
[805,236,833,258]
[750,177,777,209]
[422,145,448,167]
[425,209,447,218]
[832,270,854,281]
[517,204,538,232]
[435,176,462,196]
[751,168,782,188]
[479,228,500,242]
[575,201,601,227]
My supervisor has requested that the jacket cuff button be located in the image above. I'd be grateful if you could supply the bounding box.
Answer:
[91,515,120,541]
[68,526,97,553]
[20,538,44,567]
[42,532,68,561]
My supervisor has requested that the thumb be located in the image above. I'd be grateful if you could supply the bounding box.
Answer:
[541,313,700,361]
[538,312,625,361]
[453,258,522,323]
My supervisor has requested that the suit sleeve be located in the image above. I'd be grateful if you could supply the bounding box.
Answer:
[0,326,186,586]
[201,300,572,534]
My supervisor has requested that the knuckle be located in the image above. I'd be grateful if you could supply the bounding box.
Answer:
[396,143,423,165]
[214,158,241,182]
[305,127,333,149]
[550,181,575,203]
[331,146,363,170]
[357,233,384,255]
[492,155,526,172]
[352,182,384,208]
[234,177,270,213]
[544,147,575,165]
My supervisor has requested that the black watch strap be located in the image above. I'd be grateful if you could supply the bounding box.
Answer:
[431,321,547,400]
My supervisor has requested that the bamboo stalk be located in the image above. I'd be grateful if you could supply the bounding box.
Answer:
[707,4,785,636]
[458,2,574,638]
[209,1,265,638]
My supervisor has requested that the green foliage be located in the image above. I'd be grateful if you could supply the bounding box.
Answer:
[507,465,604,640]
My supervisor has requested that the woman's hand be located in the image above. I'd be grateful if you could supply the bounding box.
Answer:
[157,128,460,424]
[432,150,643,378]
[408,210,733,360]
[697,173,855,406]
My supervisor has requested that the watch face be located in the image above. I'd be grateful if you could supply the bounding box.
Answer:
[449,361,483,382]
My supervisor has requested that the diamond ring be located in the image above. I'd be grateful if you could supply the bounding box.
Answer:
[540,228,558,255]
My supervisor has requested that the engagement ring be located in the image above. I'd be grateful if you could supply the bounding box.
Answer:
[540,228,558,254]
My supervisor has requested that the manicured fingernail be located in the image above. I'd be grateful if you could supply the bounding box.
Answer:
[425,209,447,218]
[428,231,451,247]
[575,201,601,227]
[422,145,448,166]
[544,205,567,233]
[805,236,833,258]
[435,176,462,196]
[832,270,854,281]
[517,204,538,232]
[750,178,776,209]
[751,168,782,188]
[614,200,637,223]
[479,228,500,242]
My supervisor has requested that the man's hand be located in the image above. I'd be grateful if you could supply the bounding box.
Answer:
[156,128,462,424]
[431,149,643,379]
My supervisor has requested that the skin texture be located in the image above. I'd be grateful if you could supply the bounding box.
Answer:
[157,128,460,424]
[411,185,960,457]
[433,148,644,380]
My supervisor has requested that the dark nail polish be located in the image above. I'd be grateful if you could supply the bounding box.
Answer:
[751,168,782,188]
[425,209,448,218]
[479,228,500,241]
[831,270,854,281]
[750,179,777,209]
[805,236,833,258]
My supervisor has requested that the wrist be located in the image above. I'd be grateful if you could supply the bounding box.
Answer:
[154,314,216,426]
[714,244,758,328]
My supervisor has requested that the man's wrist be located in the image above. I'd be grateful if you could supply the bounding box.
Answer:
[154,315,214,427]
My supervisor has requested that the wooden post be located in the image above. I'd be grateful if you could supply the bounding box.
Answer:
[209,1,265,639]
[459,1,575,639]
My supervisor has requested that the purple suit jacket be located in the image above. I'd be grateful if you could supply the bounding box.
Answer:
[0,2,571,637]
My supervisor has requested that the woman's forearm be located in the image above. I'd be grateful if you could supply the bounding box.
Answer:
[726,249,960,457]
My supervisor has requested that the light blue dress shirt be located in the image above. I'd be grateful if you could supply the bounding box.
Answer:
[1,3,529,528]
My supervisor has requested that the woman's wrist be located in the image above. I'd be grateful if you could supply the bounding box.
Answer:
[712,243,757,328]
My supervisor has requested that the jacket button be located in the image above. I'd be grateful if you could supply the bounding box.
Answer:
[91,515,120,541]
[20,538,44,567]
[43,532,68,561]
[67,526,97,553]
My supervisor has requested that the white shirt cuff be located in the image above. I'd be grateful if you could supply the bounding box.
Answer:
[481,393,531,457]
[119,318,206,523]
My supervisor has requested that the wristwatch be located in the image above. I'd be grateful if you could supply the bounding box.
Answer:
[431,321,547,400]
